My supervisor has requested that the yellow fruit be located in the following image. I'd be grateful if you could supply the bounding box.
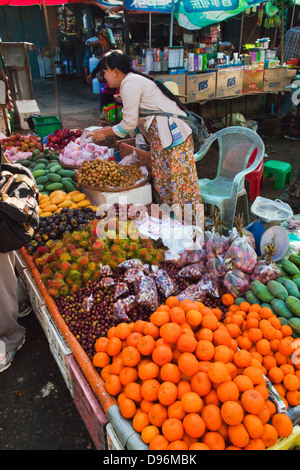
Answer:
[72,193,86,203]
[58,199,72,208]
[40,211,53,217]
[77,199,91,208]
[42,204,57,213]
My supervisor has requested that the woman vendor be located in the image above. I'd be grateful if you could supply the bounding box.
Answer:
[89,50,202,227]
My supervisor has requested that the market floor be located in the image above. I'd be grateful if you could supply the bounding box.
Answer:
[0,77,299,451]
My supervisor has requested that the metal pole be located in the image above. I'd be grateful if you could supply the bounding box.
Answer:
[149,12,152,49]
[238,11,245,56]
[169,0,174,47]
[290,1,296,28]
[42,0,61,121]
[124,8,130,55]
[280,0,285,65]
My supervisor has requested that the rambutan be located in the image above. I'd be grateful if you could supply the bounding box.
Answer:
[71,231,83,242]
[36,246,49,256]
[61,261,71,272]
[72,248,84,259]
[69,269,81,282]
[71,262,79,271]
[82,271,92,282]
[59,283,69,296]
[70,283,80,293]
[87,262,97,272]
[60,252,72,263]
[48,288,59,298]
[54,247,64,258]
[79,256,89,267]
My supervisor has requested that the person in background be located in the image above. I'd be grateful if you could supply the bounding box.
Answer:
[88,51,203,227]
[277,17,300,63]
[275,18,300,139]
[86,28,118,111]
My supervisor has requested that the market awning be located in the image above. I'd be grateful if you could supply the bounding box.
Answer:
[123,0,264,29]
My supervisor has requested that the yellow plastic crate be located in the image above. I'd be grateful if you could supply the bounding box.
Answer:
[267,425,300,450]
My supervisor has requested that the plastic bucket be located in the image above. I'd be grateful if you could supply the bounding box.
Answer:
[260,225,290,262]
[246,220,266,255]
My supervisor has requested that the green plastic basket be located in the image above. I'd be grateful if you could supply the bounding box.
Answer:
[33,115,62,139]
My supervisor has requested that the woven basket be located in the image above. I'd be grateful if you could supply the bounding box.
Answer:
[81,174,150,193]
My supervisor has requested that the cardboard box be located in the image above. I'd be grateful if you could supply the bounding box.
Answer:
[186,72,216,103]
[152,73,186,103]
[263,68,287,92]
[216,67,244,98]
[15,99,40,130]
[242,67,264,94]
[82,182,153,207]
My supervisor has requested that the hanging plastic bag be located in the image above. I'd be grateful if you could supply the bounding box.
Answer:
[99,265,113,277]
[99,277,115,290]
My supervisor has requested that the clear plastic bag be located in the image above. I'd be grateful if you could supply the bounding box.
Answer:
[178,262,207,282]
[99,277,115,290]
[229,227,256,250]
[197,273,221,298]
[112,295,136,321]
[124,267,145,284]
[223,269,251,298]
[150,269,177,298]
[99,265,113,277]
[224,235,257,274]
[206,229,230,260]
[117,259,143,271]
[181,245,207,266]
[251,197,293,223]
[176,283,206,303]
[250,260,282,283]
[206,252,227,278]
[134,276,159,311]
[114,282,129,300]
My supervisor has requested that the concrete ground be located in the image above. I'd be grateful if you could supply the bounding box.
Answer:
[0,76,299,451]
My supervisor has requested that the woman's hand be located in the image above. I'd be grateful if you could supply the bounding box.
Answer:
[86,74,93,83]
[87,127,113,142]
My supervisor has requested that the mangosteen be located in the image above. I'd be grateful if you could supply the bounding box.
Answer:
[70,218,78,228]
[58,224,66,232]
[49,231,58,239]
[61,208,69,214]
[66,224,73,232]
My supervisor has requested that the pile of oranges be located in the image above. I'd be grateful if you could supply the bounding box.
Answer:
[93,293,298,450]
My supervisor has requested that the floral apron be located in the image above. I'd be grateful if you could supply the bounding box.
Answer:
[146,117,203,227]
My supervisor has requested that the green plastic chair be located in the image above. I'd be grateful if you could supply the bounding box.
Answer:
[194,126,265,230]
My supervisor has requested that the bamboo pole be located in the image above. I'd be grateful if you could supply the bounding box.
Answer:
[280,0,285,65]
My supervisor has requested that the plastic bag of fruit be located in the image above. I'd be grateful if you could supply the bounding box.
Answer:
[178,262,207,282]
[196,272,221,298]
[181,245,207,266]
[99,265,113,277]
[150,268,177,298]
[114,282,129,300]
[176,283,206,303]
[124,267,145,284]
[134,275,159,311]
[229,226,256,250]
[206,229,231,260]
[224,235,257,274]
[250,260,282,283]
[112,295,136,321]
[99,277,115,289]
[223,268,251,298]
[117,259,143,271]
[206,251,227,278]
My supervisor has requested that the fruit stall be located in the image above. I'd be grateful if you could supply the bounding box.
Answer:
[1,125,300,451]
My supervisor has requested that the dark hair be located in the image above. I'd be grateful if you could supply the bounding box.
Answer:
[98,28,117,50]
[100,50,187,112]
